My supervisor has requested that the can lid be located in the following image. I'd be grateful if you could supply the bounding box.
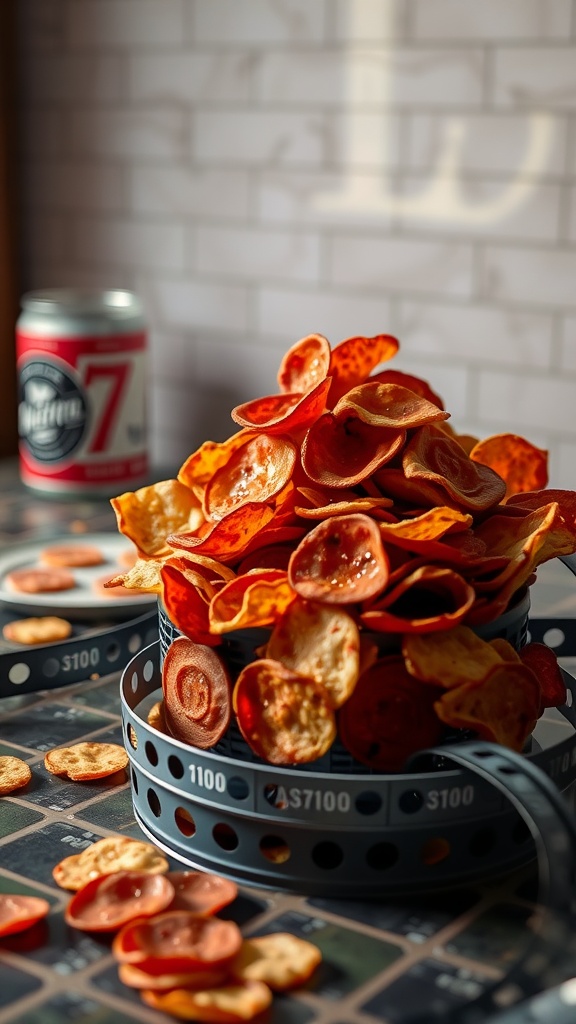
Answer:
[21,288,143,320]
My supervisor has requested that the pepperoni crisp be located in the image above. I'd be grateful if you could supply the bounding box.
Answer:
[162,638,232,749]
[5,567,76,594]
[65,871,175,932]
[39,543,104,567]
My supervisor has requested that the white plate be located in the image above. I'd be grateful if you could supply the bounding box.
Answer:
[0,533,157,620]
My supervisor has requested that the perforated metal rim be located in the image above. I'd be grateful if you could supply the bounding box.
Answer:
[120,642,576,898]
[0,607,159,697]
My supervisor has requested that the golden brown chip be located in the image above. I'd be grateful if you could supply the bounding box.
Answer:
[147,700,168,733]
[434,662,541,751]
[141,979,273,1022]
[265,597,360,708]
[44,742,129,781]
[402,626,503,689]
[111,479,205,557]
[2,616,73,646]
[53,836,169,891]
[489,638,522,662]
[101,557,164,594]
[0,755,32,795]
[231,933,322,991]
[233,659,336,765]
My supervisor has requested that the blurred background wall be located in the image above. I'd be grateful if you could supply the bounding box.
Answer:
[14,0,576,486]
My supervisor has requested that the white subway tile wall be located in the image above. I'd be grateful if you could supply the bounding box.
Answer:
[15,0,576,485]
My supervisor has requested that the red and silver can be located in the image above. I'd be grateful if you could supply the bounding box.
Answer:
[16,288,149,497]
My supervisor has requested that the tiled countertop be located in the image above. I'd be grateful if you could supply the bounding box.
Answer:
[1,459,576,1024]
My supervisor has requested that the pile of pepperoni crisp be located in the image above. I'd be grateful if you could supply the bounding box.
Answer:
[0,836,321,1022]
[109,332,576,770]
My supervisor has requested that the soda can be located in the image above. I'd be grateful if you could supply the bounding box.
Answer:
[16,288,149,497]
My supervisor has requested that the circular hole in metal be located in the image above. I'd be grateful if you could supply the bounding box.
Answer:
[228,776,250,801]
[43,658,59,678]
[543,628,565,649]
[8,663,30,685]
[144,740,159,767]
[175,807,196,837]
[147,788,161,818]
[259,835,291,864]
[131,767,139,794]
[468,827,496,858]
[566,687,573,708]
[366,842,399,871]
[130,671,139,694]
[127,723,138,750]
[263,784,287,809]
[106,642,121,663]
[128,633,143,654]
[398,789,424,814]
[512,818,531,845]
[311,841,343,871]
[420,837,451,865]
[168,755,184,779]
[213,823,239,851]
[143,659,154,682]
[355,790,382,816]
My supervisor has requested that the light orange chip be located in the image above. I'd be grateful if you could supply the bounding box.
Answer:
[277,332,331,393]
[0,755,32,795]
[377,507,473,555]
[335,381,449,431]
[53,836,169,891]
[44,742,128,781]
[233,659,336,765]
[141,979,273,1023]
[470,433,548,498]
[203,435,297,522]
[370,367,445,410]
[328,333,400,405]
[265,597,360,708]
[178,431,255,496]
[468,502,576,625]
[434,662,541,751]
[301,411,405,488]
[231,932,322,991]
[288,513,389,604]
[111,479,205,557]
[402,626,504,688]
[403,425,507,513]
[209,570,295,634]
